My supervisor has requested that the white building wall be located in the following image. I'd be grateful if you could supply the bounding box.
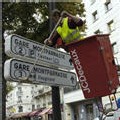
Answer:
[64,104,73,120]
[84,0,120,64]
[64,89,85,104]
[6,83,34,115]
[32,85,52,109]
[6,83,53,117]
[19,84,33,103]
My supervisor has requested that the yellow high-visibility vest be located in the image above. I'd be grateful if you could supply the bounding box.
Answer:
[57,17,82,44]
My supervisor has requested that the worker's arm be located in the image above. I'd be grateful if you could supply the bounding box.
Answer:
[50,31,61,47]
[44,31,60,47]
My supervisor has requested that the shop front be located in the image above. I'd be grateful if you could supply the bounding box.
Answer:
[6,108,52,120]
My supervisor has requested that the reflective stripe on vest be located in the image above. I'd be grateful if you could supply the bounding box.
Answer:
[57,17,81,44]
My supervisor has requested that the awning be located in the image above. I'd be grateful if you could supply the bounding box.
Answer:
[28,109,42,117]
[11,112,30,118]
[48,108,52,114]
[38,108,51,116]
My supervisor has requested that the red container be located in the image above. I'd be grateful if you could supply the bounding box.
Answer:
[66,34,119,99]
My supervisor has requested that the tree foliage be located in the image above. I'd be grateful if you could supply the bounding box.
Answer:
[3,2,85,94]
[6,82,13,95]
[3,2,85,43]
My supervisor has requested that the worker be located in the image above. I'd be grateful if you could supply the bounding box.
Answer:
[44,9,84,50]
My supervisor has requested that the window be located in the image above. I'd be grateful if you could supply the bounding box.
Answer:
[94,30,102,34]
[43,103,46,107]
[112,42,118,54]
[105,0,112,11]
[18,106,23,112]
[31,90,34,94]
[92,11,98,22]
[107,20,114,33]
[32,104,35,111]
[37,104,40,109]
[17,96,22,103]
[91,0,96,4]
[17,91,23,96]
[26,96,29,98]
[48,101,52,105]
[18,87,22,92]
[86,104,94,120]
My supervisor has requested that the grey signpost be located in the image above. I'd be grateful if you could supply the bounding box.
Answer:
[4,34,77,120]
[5,34,74,70]
[4,59,76,87]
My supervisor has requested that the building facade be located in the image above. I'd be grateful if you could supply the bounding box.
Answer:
[6,83,53,119]
[6,83,34,116]
[64,86,100,120]
[84,0,120,110]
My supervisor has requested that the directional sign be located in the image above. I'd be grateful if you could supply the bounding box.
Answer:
[4,59,77,87]
[5,34,74,69]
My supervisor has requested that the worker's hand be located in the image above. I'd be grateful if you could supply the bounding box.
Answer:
[44,38,52,45]
[61,11,69,17]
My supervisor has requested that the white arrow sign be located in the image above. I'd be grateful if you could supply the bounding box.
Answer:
[5,34,73,69]
[4,59,77,87]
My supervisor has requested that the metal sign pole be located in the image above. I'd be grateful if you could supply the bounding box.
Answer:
[1,3,6,119]
[2,36,6,120]
[4,59,76,87]
[49,2,62,120]
[52,86,61,120]
[2,17,6,120]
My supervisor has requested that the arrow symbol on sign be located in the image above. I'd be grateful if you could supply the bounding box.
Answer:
[29,74,36,79]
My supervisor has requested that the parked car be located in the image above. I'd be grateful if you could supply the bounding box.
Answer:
[103,109,120,120]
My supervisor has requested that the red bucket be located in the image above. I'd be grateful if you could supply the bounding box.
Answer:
[66,34,119,99]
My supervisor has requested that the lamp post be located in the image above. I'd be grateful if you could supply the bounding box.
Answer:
[49,2,62,120]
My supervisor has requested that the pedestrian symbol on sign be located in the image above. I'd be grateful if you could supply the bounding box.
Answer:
[28,49,36,58]
[70,76,75,84]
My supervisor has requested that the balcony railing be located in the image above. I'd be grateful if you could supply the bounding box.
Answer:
[17,100,22,103]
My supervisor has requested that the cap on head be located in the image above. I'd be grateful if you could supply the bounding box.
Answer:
[52,9,61,17]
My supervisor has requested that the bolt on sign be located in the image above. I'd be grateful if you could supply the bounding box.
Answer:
[5,34,74,70]
[4,59,77,87]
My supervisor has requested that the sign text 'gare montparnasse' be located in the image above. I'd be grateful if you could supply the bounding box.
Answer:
[5,34,73,69]
[4,59,76,87]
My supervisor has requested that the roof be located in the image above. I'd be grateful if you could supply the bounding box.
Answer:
[48,108,53,114]
[37,108,51,116]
